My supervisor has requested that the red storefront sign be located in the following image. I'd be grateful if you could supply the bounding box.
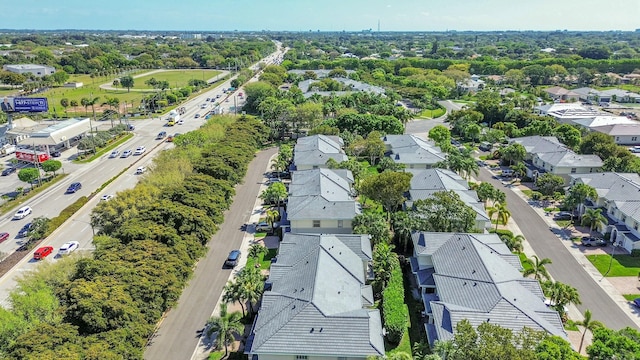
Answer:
[15,150,50,163]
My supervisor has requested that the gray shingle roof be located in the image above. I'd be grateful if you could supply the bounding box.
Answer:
[294,135,348,167]
[590,123,640,136]
[383,134,446,165]
[510,136,565,154]
[570,172,640,201]
[536,151,603,168]
[411,232,565,342]
[287,196,361,220]
[249,233,384,357]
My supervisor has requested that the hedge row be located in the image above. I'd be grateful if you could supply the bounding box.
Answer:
[44,196,89,238]
[382,256,408,344]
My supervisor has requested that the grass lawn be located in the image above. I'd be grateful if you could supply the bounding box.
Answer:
[521,189,533,198]
[555,220,572,228]
[418,107,446,118]
[623,294,640,301]
[132,70,221,90]
[586,254,640,277]
[519,252,533,272]
[245,248,277,270]
[73,133,133,163]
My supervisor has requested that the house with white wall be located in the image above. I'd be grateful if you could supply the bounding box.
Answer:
[293,135,348,170]
[382,134,446,169]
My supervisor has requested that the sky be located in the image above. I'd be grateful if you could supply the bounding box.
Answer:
[4,0,639,32]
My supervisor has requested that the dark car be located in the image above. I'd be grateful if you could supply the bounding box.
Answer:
[633,298,640,308]
[553,212,573,221]
[66,182,82,194]
[224,250,241,268]
[581,236,607,247]
[0,232,9,243]
[17,223,32,238]
[1,167,16,176]
[157,131,167,139]
[50,150,62,157]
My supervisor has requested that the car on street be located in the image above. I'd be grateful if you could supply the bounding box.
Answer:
[553,212,573,221]
[58,241,79,255]
[206,98,210,101]
[109,150,120,158]
[17,223,32,238]
[13,206,32,220]
[157,131,167,139]
[0,232,9,243]
[134,146,146,155]
[101,194,113,201]
[216,94,221,98]
[224,250,241,268]
[194,114,200,118]
[33,246,53,260]
[581,236,607,247]
[1,167,16,176]
[135,166,146,175]
[177,119,184,125]
[121,150,133,158]
[66,182,82,194]
[50,150,62,157]
[166,135,174,142]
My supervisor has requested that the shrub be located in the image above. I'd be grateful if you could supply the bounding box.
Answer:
[45,196,88,237]
[382,257,408,344]
[490,228,514,238]
[631,249,640,258]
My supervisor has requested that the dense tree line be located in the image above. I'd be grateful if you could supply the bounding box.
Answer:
[0,116,268,358]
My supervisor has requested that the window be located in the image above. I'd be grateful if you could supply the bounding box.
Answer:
[570,168,577,174]
[634,222,638,231]
[632,137,638,142]
[337,220,343,228]
[590,168,594,173]
[616,137,620,141]
[312,220,321,228]
[295,356,308,360]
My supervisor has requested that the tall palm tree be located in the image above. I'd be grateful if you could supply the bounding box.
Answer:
[542,280,582,320]
[511,161,527,182]
[487,202,511,230]
[222,281,246,317]
[578,309,603,353]
[237,267,264,317]
[500,233,525,253]
[265,209,279,228]
[80,97,90,117]
[581,208,607,232]
[206,303,244,358]
[523,255,552,281]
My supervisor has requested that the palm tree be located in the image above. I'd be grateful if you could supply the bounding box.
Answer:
[523,255,552,281]
[248,243,268,261]
[206,303,244,358]
[432,340,456,360]
[487,202,511,230]
[460,156,479,180]
[578,309,603,353]
[265,209,279,228]
[581,208,607,232]
[237,267,264,317]
[500,233,525,253]
[542,280,582,321]
[80,97,90,117]
[510,161,527,182]
[222,281,246,317]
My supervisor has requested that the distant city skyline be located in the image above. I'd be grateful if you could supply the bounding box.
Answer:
[4,0,639,32]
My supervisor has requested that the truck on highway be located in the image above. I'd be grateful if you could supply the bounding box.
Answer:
[167,110,180,126]
[0,144,16,156]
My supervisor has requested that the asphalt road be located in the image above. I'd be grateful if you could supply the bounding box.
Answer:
[477,168,639,330]
[144,146,277,360]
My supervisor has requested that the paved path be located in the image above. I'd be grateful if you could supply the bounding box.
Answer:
[144,147,278,360]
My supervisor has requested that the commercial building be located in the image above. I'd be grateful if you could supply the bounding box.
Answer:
[3,64,55,77]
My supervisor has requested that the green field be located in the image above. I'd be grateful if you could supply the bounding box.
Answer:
[132,70,221,89]
[586,254,640,277]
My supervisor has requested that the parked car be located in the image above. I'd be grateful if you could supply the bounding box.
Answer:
[66,182,82,194]
[17,223,32,238]
[13,206,32,220]
[135,166,146,175]
[224,250,241,268]
[127,124,135,131]
[50,150,62,157]
[121,150,133,158]
[1,167,16,176]
[100,194,113,201]
[109,150,120,158]
[255,222,273,233]
[33,246,53,260]
[134,146,146,155]
[58,241,79,255]
[553,212,573,221]
[157,131,167,139]
[195,114,200,118]
[581,236,607,247]
[0,232,9,243]
[633,298,640,308]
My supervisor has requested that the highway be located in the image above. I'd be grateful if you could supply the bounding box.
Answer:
[0,43,287,308]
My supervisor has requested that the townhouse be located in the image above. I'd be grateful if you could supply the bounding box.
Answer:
[382,134,447,169]
[292,135,348,171]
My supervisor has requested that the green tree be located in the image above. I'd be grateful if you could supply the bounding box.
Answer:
[359,171,412,215]
[553,124,582,149]
[206,303,244,358]
[353,212,391,245]
[587,326,640,359]
[259,182,288,208]
[563,183,597,213]
[499,233,525,253]
[523,255,552,281]
[487,202,511,230]
[500,143,526,165]
[542,280,582,318]
[372,241,397,289]
[51,70,70,85]
[18,168,40,189]
[428,125,451,145]
[580,208,607,231]
[578,309,603,353]
[265,208,279,228]
[535,173,565,197]
[410,190,477,232]
[120,75,134,92]
[41,159,62,175]
[510,161,527,182]
[222,280,246,317]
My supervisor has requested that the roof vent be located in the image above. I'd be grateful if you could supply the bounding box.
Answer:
[310,328,314,333]
[338,291,341,294]
[472,270,476,274]
[319,327,323,332]
[301,287,304,292]
[473,282,477,287]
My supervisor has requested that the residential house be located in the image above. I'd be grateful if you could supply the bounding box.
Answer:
[246,233,384,360]
[534,103,602,124]
[510,136,603,183]
[404,168,491,231]
[382,134,447,169]
[292,135,348,170]
[572,115,637,130]
[589,123,640,145]
[570,172,640,253]
[410,232,566,346]
[285,168,360,234]
[543,86,580,102]
[457,74,485,93]
[573,87,640,104]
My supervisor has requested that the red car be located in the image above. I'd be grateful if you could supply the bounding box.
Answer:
[33,246,53,260]
[0,232,9,243]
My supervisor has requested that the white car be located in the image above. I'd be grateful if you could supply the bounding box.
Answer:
[100,194,113,201]
[109,150,120,158]
[13,206,32,220]
[177,119,184,125]
[58,241,79,255]
[135,166,146,175]
[134,146,146,155]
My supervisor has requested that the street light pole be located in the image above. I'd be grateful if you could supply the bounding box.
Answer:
[603,241,620,278]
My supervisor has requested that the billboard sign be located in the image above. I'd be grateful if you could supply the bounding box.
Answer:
[1,97,49,113]
[15,150,50,163]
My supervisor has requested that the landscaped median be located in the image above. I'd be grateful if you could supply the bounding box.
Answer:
[73,131,134,163]
[0,173,68,216]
